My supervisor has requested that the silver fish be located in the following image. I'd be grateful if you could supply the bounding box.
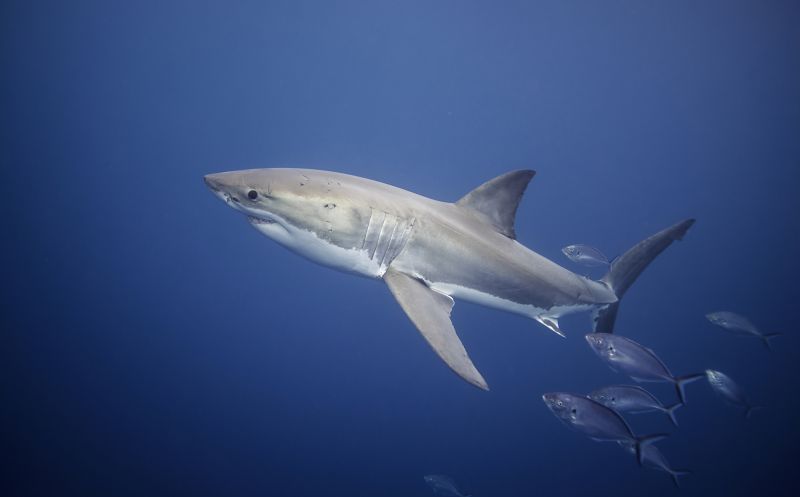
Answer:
[705,369,761,418]
[562,244,610,267]
[542,392,667,464]
[423,475,470,497]
[585,333,704,403]
[706,311,781,350]
[588,385,682,426]
[618,441,691,488]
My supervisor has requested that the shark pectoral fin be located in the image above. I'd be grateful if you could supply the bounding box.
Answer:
[383,269,489,391]
[535,315,565,338]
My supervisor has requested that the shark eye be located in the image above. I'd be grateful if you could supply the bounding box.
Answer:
[247,190,258,200]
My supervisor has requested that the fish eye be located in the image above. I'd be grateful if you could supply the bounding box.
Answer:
[247,190,258,200]
[557,400,563,407]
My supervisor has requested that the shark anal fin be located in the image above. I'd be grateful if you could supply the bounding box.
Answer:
[383,269,489,391]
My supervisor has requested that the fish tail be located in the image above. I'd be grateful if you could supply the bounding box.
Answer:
[674,373,704,404]
[669,469,692,488]
[593,219,695,333]
[634,433,669,466]
[745,405,763,419]
[761,333,782,351]
[662,402,683,427]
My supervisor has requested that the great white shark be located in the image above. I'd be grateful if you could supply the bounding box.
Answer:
[204,168,694,390]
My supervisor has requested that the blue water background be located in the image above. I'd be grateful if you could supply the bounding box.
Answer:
[2,1,799,496]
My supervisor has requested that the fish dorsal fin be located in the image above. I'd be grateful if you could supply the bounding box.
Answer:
[456,170,535,239]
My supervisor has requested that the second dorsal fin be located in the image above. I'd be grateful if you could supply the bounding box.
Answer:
[456,170,535,239]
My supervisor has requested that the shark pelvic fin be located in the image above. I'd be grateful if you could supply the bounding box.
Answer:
[456,170,535,239]
[535,315,566,337]
[384,269,489,391]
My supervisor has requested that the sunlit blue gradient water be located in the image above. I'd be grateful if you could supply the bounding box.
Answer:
[2,1,798,496]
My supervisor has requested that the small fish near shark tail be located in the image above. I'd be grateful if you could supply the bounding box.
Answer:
[659,402,683,427]
[593,219,696,333]
[761,333,782,351]
[673,373,705,404]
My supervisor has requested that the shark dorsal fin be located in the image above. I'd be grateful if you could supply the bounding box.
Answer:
[456,170,535,239]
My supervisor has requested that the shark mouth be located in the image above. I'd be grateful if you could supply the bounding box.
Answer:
[248,215,276,225]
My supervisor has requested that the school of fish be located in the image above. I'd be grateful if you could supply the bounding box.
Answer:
[424,246,780,495]
[537,244,777,488]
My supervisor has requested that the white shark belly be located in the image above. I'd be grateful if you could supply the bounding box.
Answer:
[250,207,415,279]
[425,279,594,322]
[251,217,383,277]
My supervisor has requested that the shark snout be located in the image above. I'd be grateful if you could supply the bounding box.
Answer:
[204,173,245,209]
[204,174,223,192]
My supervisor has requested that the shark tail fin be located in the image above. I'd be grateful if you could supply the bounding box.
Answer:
[761,333,782,351]
[661,402,683,427]
[673,373,704,404]
[669,469,691,488]
[593,219,695,333]
[634,433,669,466]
